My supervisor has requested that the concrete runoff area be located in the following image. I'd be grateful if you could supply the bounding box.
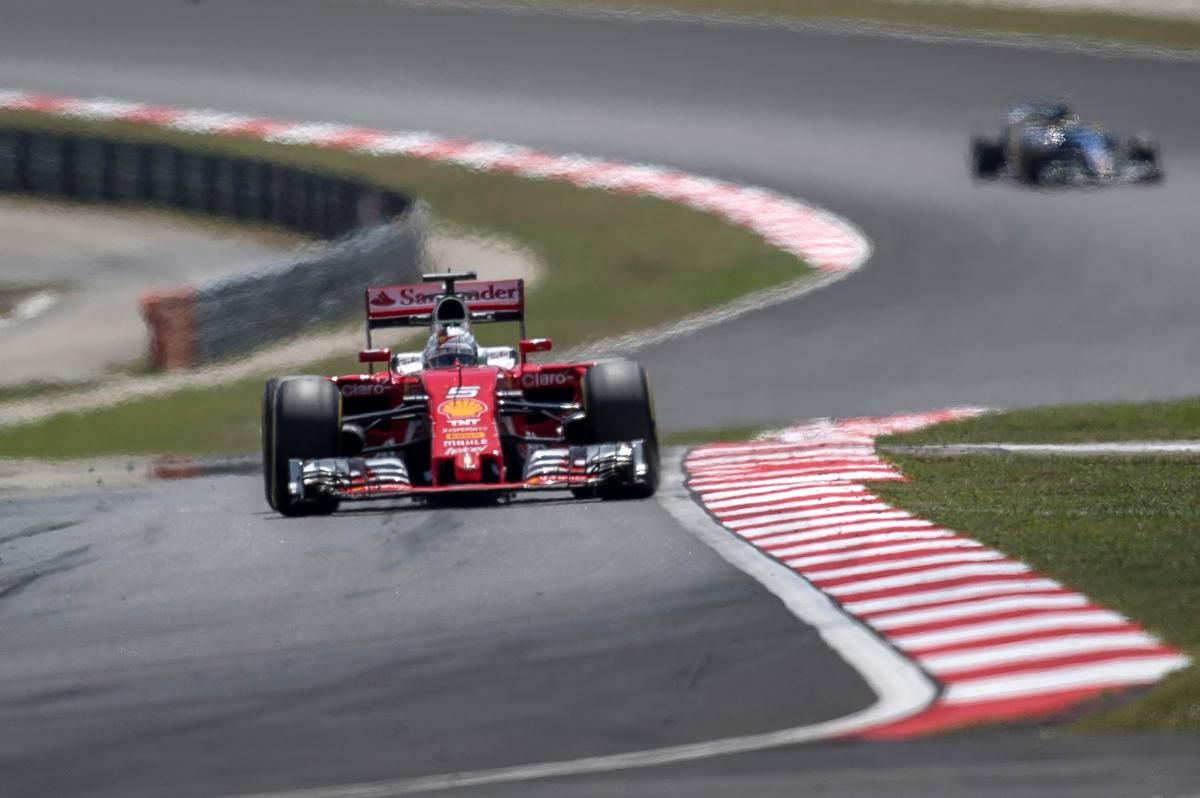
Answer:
[0,198,292,387]
[0,224,541,427]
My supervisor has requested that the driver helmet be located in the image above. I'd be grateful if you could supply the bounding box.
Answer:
[1047,105,1078,126]
[423,325,480,369]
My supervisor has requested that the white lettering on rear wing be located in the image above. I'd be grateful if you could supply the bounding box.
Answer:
[366,279,524,325]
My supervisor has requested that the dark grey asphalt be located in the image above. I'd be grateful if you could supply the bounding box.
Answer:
[1,1,1199,796]
[0,475,871,798]
[438,732,1200,798]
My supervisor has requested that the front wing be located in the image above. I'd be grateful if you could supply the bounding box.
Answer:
[287,441,652,502]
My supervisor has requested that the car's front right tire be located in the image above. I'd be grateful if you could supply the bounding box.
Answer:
[581,360,660,500]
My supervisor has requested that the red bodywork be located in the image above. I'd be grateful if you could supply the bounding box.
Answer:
[423,367,503,484]
[332,361,586,494]
[325,275,591,495]
[275,273,653,510]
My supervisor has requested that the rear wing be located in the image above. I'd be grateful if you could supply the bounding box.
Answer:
[364,274,525,343]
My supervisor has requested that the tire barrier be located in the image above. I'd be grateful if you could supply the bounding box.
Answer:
[0,128,412,237]
[0,126,421,370]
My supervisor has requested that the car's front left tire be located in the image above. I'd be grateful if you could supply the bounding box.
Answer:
[970,135,1005,180]
[262,376,342,517]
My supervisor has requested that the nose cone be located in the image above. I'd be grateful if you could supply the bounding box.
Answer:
[454,451,483,483]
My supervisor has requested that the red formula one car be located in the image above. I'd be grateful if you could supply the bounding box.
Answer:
[262,272,658,516]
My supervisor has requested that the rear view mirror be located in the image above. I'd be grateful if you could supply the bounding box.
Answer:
[358,348,391,364]
[519,338,553,362]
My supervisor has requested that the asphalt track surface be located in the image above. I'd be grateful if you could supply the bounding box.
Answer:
[2,1,1200,796]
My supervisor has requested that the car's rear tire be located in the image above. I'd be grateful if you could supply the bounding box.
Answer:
[970,135,1004,180]
[262,376,342,517]
[582,360,659,500]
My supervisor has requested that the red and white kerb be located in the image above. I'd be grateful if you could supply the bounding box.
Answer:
[0,89,869,275]
[686,410,1189,738]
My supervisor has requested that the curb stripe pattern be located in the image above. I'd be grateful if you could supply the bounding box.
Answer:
[0,89,869,275]
[685,410,1190,737]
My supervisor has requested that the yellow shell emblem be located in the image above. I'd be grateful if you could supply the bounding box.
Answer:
[438,397,486,419]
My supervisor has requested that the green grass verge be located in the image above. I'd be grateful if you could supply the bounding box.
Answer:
[872,453,1200,731]
[0,110,809,458]
[880,397,1200,446]
[500,0,1200,50]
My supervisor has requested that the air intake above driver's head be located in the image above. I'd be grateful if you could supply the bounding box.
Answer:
[434,296,468,325]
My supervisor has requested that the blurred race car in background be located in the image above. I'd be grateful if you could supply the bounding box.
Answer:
[262,272,658,517]
[971,99,1162,186]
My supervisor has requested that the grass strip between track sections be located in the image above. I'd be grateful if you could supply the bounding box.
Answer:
[501,0,1200,50]
[876,400,1200,731]
[0,110,810,458]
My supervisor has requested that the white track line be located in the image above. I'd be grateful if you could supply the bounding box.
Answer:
[892,441,1200,456]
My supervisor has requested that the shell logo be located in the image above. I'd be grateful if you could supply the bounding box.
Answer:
[438,397,486,420]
